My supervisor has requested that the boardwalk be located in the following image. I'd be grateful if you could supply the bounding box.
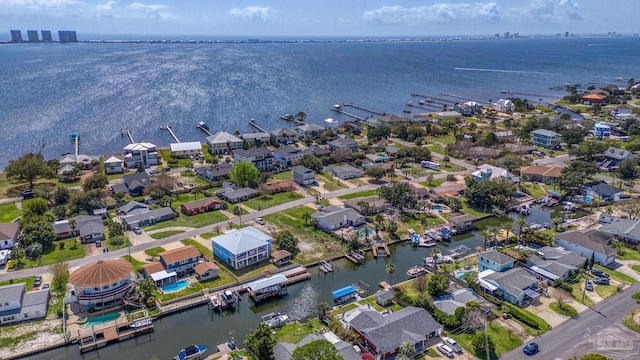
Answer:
[248,119,270,133]
[120,129,134,143]
[161,125,180,142]
[343,102,384,116]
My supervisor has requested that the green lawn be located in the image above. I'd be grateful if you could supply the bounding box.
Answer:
[151,230,185,239]
[18,239,85,269]
[521,183,546,199]
[550,302,578,317]
[158,148,194,168]
[348,178,367,186]
[331,303,359,316]
[617,246,640,261]
[271,171,292,181]
[425,348,442,358]
[419,179,445,188]
[318,173,347,191]
[146,211,229,231]
[358,295,403,312]
[145,247,165,258]
[570,277,595,307]
[425,135,457,145]
[440,162,467,172]
[0,203,20,222]
[0,276,35,291]
[228,204,249,216]
[181,239,213,258]
[275,319,325,343]
[451,321,523,359]
[122,255,145,273]
[337,189,378,200]
[427,143,445,155]
[400,164,428,178]
[157,282,203,302]
[595,285,618,299]
[624,309,640,334]
[593,264,637,285]
[461,201,492,217]
[632,265,640,273]
[243,192,304,210]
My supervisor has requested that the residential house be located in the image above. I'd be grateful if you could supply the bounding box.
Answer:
[194,163,233,181]
[303,145,330,157]
[593,123,611,138]
[180,197,221,216]
[271,250,292,266]
[242,132,272,147]
[600,218,640,244]
[610,105,633,119]
[495,130,516,143]
[520,165,563,184]
[142,262,175,287]
[123,143,158,168]
[291,165,316,186]
[582,93,607,105]
[432,183,466,198]
[274,333,361,360]
[52,215,104,244]
[478,249,515,272]
[206,132,243,155]
[582,181,625,202]
[92,208,108,219]
[271,128,299,144]
[68,259,134,308]
[329,165,364,180]
[434,288,483,315]
[159,245,201,277]
[530,129,561,149]
[120,207,174,230]
[59,154,96,170]
[170,141,202,159]
[273,146,306,169]
[264,179,297,194]
[375,289,395,306]
[527,246,585,281]
[343,306,443,359]
[556,230,617,265]
[472,164,519,183]
[466,146,500,159]
[104,156,124,174]
[601,147,634,170]
[343,121,363,133]
[328,138,358,152]
[194,262,220,281]
[311,205,365,231]
[479,268,540,306]
[297,123,325,138]
[493,99,515,112]
[211,227,272,270]
[343,196,389,215]
[57,164,79,181]
[215,187,259,203]
[0,223,19,250]
[0,283,49,325]
[378,114,407,126]
[454,102,475,116]
[110,172,149,196]
[119,201,149,215]
[503,143,535,155]
[412,184,435,201]
[233,149,275,172]
[385,146,398,157]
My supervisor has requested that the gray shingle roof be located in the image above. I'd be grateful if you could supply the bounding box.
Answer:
[583,181,624,197]
[120,201,149,215]
[219,187,258,201]
[291,165,315,175]
[480,249,515,266]
[311,207,364,226]
[0,283,25,304]
[329,138,357,147]
[0,222,19,240]
[603,147,633,160]
[484,268,538,298]
[75,216,104,238]
[206,131,242,144]
[600,219,640,240]
[121,207,173,225]
[556,230,616,256]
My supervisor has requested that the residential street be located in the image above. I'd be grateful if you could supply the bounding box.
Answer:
[500,281,640,360]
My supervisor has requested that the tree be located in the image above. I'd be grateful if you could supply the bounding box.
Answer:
[484,132,499,147]
[48,262,70,290]
[365,166,386,182]
[461,308,485,332]
[472,330,495,357]
[69,218,78,248]
[54,186,70,205]
[562,127,589,146]
[427,273,449,297]
[274,230,298,254]
[385,263,396,282]
[552,216,563,230]
[317,301,331,320]
[25,242,43,260]
[426,174,434,185]
[615,199,640,220]
[368,125,391,141]
[136,278,156,307]
[399,341,415,358]
[109,235,126,248]
[291,339,342,360]
[377,182,416,211]
[446,174,456,182]
[553,289,572,310]
[618,159,639,179]
[413,275,428,293]
[144,174,176,196]
[21,220,57,247]
[82,173,109,191]
[299,154,323,173]
[21,197,49,221]
[108,221,124,237]
[11,246,25,266]
[244,323,276,360]
[5,153,54,189]
[331,149,350,163]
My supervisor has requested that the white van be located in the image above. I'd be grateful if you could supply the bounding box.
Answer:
[443,337,463,353]
[436,343,454,358]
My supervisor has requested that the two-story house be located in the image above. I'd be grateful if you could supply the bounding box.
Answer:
[123,143,158,168]
[556,230,617,266]
[328,138,358,152]
[110,172,149,196]
[530,129,561,149]
[104,156,124,174]
[291,165,316,186]
[0,223,19,250]
[159,246,201,277]
[271,128,299,144]
[0,283,49,325]
[273,146,306,169]
[297,124,325,138]
[601,147,635,170]
[593,123,611,138]
[478,249,515,272]
[211,227,272,270]
[170,141,202,159]
[206,132,243,155]
[233,149,275,172]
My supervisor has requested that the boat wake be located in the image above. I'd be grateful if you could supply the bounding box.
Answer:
[453,67,560,75]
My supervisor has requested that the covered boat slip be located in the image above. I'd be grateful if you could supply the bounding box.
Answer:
[247,274,288,302]
[332,285,357,304]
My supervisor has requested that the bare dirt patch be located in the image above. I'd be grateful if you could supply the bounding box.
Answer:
[0,319,64,359]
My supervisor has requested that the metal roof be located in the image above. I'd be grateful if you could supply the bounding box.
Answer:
[170,141,202,152]
[332,285,356,299]
[248,274,288,292]
[211,226,272,255]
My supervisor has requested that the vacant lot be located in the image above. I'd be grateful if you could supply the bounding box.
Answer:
[244,192,304,210]
[337,189,378,200]
[17,239,85,269]
[147,211,228,231]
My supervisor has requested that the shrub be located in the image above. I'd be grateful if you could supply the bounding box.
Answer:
[395,291,415,306]
[501,303,550,332]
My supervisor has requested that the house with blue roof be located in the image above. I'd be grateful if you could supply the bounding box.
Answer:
[211,227,272,270]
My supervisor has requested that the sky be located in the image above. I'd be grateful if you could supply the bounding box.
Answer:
[0,0,638,38]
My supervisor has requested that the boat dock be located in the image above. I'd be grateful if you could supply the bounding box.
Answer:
[282,266,312,284]
[410,92,455,106]
[70,132,80,158]
[120,129,134,143]
[196,122,213,137]
[319,259,334,273]
[406,102,440,111]
[77,318,154,353]
[500,90,562,99]
[371,243,390,257]
[160,125,180,143]
[330,106,365,121]
[440,92,489,105]
[345,249,365,264]
[343,102,384,116]
[248,119,270,134]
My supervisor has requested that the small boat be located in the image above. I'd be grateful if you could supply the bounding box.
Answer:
[501,89,509,94]
[129,318,152,328]
[418,100,426,105]
[222,290,236,306]
[174,344,209,360]
[197,121,209,131]
[210,294,222,309]
[407,265,427,278]
[418,234,436,247]
[261,312,289,328]
[519,204,530,215]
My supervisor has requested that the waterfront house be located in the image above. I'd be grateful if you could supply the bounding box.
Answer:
[123,142,158,168]
[68,259,134,309]
[273,146,305,169]
[52,215,104,244]
[344,306,443,359]
[0,283,49,325]
[242,132,272,147]
[343,196,389,215]
[530,129,561,149]
[142,262,175,287]
[343,121,363,133]
[59,154,96,170]
[434,111,463,122]
[448,213,476,232]
[493,99,515,112]
[211,227,272,270]
[556,230,617,265]
[328,138,358,152]
[120,207,174,230]
[582,93,607,105]
[291,165,316,186]
[378,114,407,126]
[329,165,364,180]
[119,200,149,215]
[170,141,202,159]
[375,289,395,306]
[297,123,325,138]
[233,149,275,172]
[582,181,624,202]
[271,250,292,266]
[479,268,540,306]
[206,132,243,155]
[159,245,201,277]
[57,164,79,181]
[600,218,640,244]
[593,122,612,138]
[311,205,365,231]
[454,102,475,116]
[478,249,515,272]
[215,187,259,203]
[180,197,221,216]
[527,246,585,281]
[601,147,635,170]
[247,274,288,302]
[110,172,149,196]
[0,222,19,250]
[271,128,299,144]
[194,262,220,281]
[274,333,361,360]
[472,164,519,183]
[104,156,124,174]
[519,165,563,184]
[195,163,232,181]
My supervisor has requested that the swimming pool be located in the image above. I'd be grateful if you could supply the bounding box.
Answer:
[162,280,189,293]
[433,205,443,211]
[457,270,475,280]
[584,196,593,203]
[377,153,390,159]
[514,192,528,199]
[82,312,121,328]
[362,162,373,167]
[359,228,374,237]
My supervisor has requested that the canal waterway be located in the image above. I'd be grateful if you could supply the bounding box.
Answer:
[30,206,575,360]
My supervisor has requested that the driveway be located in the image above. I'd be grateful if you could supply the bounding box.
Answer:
[526,287,588,328]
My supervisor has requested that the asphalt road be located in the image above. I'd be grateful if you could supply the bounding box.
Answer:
[500,281,640,360]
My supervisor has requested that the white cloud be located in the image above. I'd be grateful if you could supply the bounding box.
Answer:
[97,0,116,11]
[515,0,583,21]
[126,2,176,19]
[0,0,177,20]
[228,6,274,22]
[0,0,83,8]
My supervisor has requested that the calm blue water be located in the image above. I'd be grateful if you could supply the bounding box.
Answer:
[161,280,189,293]
[1,37,639,168]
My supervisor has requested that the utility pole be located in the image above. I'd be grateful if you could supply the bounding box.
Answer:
[484,316,490,360]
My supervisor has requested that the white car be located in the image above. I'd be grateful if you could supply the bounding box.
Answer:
[443,337,463,353]
[255,217,266,225]
[437,343,454,358]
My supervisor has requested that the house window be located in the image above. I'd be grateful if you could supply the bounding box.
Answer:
[94,287,100,291]
[3,302,8,307]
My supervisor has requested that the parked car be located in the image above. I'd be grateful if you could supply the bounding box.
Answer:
[443,337,463,354]
[42,284,50,290]
[586,279,594,291]
[133,228,142,235]
[593,277,610,285]
[96,240,102,248]
[255,217,266,225]
[436,343,455,358]
[591,269,609,278]
[313,180,320,186]
[523,342,539,355]
[33,276,42,288]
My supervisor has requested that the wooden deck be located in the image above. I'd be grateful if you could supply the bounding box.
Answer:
[371,243,390,257]
[77,320,154,353]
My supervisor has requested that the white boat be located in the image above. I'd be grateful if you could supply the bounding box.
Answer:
[418,234,436,247]
[520,204,530,215]
[222,290,236,306]
[261,312,289,328]
[210,294,222,309]
[129,318,152,328]
[407,266,428,278]
[174,344,209,360]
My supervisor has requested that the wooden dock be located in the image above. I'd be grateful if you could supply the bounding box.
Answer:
[77,320,154,353]
[120,129,134,144]
[160,125,180,142]
[345,249,365,264]
[197,124,212,137]
[248,119,270,134]
[343,102,384,116]
[330,107,364,121]
[371,243,390,257]
[282,266,312,284]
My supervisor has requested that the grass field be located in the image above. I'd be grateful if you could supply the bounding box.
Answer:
[419,179,445,188]
[570,277,595,307]
[624,309,640,334]
[275,319,325,343]
[18,239,85,269]
[0,203,20,222]
[337,189,378,200]
[271,171,292,180]
[122,255,145,273]
[595,284,618,299]
[521,183,546,199]
[145,247,165,258]
[0,276,36,291]
[318,173,347,191]
[617,246,640,261]
[461,201,493,217]
[146,211,228,231]
[243,192,304,210]
[550,302,578,317]
[593,264,637,285]
[451,321,523,359]
[440,162,467,172]
[150,230,185,239]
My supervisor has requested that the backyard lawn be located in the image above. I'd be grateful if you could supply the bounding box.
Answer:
[243,192,304,210]
[275,319,325,343]
[122,255,145,273]
[0,276,35,291]
[419,179,445,188]
[461,201,492,217]
[451,321,523,359]
[318,173,347,191]
[569,277,595,307]
[271,171,292,181]
[17,239,85,269]
[521,183,546,199]
[146,211,229,231]
[151,230,185,239]
[145,247,166,258]
[617,246,640,261]
[0,203,20,222]
[593,264,637,285]
[337,189,378,200]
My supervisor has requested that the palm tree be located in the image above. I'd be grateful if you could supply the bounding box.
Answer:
[69,218,77,248]
[214,224,222,235]
[516,216,528,245]
[552,216,563,230]
[389,172,397,184]
[431,248,441,272]
[386,263,396,283]
[501,219,514,242]
[316,301,331,321]
[479,229,492,250]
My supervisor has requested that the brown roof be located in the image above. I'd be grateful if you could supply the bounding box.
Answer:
[582,93,607,100]
[449,213,477,224]
[271,250,292,261]
[159,245,201,265]
[0,222,19,239]
[181,197,220,212]
[69,259,133,288]
[194,261,219,275]
[520,165,562,177]
[142,262,165,275]
[433,183,466,197]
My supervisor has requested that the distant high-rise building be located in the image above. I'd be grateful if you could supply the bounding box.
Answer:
[58,30,78,43]
[565,31,570,38]
[10,30,22,43]
[504,32,510,39]
[513,33,519,38]
[27,30,39,43]
[41,30,53,42]
[495,33,500,39]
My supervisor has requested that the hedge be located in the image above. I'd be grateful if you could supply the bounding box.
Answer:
[501,303,551,333]
[394,291,415,306]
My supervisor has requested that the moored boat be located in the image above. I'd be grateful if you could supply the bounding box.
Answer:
[174,344,208,360]
[407,265,428,278]
[129,318,152,328]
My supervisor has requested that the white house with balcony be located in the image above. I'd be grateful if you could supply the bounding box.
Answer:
[123,143,158,168]
[212,227,272,270]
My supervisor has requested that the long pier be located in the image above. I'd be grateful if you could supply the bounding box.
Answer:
[330,107,364,121]
[160,125,180,143]
[440,92,490,105]
[406,102,441,111]
[410,93,454,108]
[120,129,134,144]
[501,90,562,99]
[343,102,384,116]
[248,119,270,134]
